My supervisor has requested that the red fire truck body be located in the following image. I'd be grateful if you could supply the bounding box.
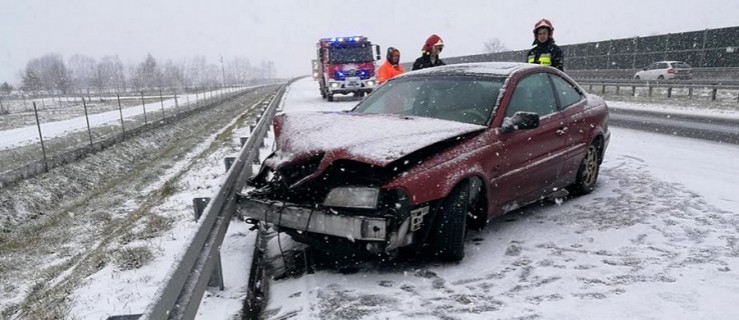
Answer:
[314,36,380,101]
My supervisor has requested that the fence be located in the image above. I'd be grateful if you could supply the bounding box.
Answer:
[0,85,257,188]
[440,25,739,72]
[577,79,739,102]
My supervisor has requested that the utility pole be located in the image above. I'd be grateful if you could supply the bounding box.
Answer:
[220,55,226,88]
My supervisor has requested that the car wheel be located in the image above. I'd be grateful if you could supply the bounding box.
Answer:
[429,181,470,262]
[634,75,640,80]
[327,94,334,102]
[569,142,601,196]
[657,75,664,80]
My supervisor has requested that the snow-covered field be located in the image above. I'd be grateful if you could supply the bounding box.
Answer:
[1,77,738,319]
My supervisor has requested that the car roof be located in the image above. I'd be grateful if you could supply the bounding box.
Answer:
[398,62,540,79]
[654,60,689,64]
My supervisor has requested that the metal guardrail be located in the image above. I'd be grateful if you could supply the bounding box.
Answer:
[576,78,739,102]
[567,67,739,80]
[107,82,288,320]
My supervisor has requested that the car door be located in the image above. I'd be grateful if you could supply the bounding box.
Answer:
[492,72,565,208]
[548,73,590,185]
[644,63,657,80]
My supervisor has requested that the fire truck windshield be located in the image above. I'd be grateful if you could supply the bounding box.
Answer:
[328,47,374,64]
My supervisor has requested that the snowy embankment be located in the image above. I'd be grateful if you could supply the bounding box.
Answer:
[0,85,280,319]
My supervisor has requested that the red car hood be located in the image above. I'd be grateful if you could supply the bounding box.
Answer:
[267,112,486,168]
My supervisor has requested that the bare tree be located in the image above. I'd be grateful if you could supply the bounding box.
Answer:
[68,54,97,94]
[0,82,13,95]
[22,65,42,95]
[23,54,70,95]
[483,38,509,53]
[135,53,162,90]
[162,60,185,88]
[98,55,126,93]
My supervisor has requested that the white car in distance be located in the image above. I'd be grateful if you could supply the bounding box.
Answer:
[634,61,692,80]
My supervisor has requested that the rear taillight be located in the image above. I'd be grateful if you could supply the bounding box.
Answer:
[667,68,674,74]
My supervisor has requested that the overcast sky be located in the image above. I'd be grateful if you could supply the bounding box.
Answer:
[2,0,738,84]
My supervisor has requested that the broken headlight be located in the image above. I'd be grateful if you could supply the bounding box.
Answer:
[322,187,380,209]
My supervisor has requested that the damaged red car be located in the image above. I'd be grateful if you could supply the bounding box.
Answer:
[238,62,610,262]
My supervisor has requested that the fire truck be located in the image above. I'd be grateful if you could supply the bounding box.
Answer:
[314,36,381,101]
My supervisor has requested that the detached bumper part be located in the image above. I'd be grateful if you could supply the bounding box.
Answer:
[237,196,387,241]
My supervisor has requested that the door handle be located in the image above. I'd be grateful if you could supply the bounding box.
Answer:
[556,126,568,136]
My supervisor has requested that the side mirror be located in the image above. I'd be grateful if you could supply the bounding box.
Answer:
[500,112,540,134]
[375,44,381,61]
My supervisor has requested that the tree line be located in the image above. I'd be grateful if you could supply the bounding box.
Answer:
[13,53,276,96]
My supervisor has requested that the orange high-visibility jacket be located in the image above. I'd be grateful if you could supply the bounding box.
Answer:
[377,60,404,84]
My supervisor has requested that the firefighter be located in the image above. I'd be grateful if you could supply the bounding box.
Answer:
[526,19,564,71]
[412,34,445,71]
[377,47,404,84]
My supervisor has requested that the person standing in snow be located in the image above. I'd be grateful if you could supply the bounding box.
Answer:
[412,34,446,71]
[526,19,564,71]
[377,47,404,84]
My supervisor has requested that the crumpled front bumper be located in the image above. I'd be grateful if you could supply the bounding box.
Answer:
[236,194,389,242]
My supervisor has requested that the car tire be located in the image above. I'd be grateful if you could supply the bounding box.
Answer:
[569,142,601,196]
[327,94,334,102]
[429,181,470,262]
[634,75,640,80]
[658,75,664,80]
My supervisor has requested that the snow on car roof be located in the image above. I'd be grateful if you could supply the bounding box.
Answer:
[398,62,538,79]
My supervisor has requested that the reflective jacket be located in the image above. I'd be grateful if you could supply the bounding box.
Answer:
[377,60,404,84]
[526,39,564,71]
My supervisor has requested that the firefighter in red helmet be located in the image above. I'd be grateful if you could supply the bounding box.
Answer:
[412,34,446,70]
[526,19,564,71]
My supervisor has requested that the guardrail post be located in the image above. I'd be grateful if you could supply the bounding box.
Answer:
[252,148,262,165]
[208,251,225,290]
[711,87,717,101]
[240,136,248,147]
[249,123,256,134]
[688,87,693,99]
[648,85,653,97]
[616,86,620,95]
[191,196,225,290]
[224,157,236,172]
[632,86,636,96]
[667,87,672,98]
[193,197,211,221]
[106,315,141,320]
[601,84,605,95]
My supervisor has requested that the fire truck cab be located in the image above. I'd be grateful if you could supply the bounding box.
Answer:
[315,36,381,101]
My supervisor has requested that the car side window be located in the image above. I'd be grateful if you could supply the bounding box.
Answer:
[506,73,557,118]
[658,62,668,69]
[550,75,583,109]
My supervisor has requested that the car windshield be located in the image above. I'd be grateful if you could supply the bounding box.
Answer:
[672,62,691,68]
[328,46,374,64]
[352,76,504,126]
